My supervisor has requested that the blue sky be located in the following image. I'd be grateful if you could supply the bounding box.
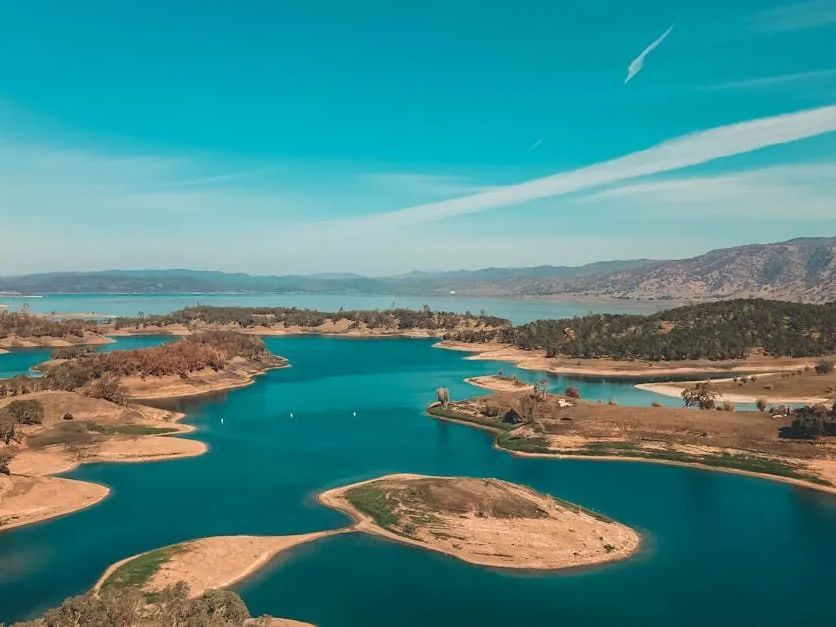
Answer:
[1,0,835,275]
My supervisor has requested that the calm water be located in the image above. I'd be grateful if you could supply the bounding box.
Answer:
[0,293,666,325]
[1,337,834,626]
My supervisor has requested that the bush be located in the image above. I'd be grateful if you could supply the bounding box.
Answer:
[756,398,768,412]
[0,399,44,425]
[62,413,74,421]
[651,401,662,407]
[565,386,581,399]
[815,360,834,375]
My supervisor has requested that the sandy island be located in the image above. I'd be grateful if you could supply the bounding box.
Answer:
[0,391,207,532]
[319,473,640,570]
[465,374,534,393]
[0,333,115,350]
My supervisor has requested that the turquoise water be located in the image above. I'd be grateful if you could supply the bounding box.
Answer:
[0,335,174,380]
[0,293,665,325]
[1,337,834,625]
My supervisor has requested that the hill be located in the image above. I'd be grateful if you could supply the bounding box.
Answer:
[1,237,833,302]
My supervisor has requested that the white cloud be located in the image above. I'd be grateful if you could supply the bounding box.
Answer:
[749,0,836,32]
[351,105,836,229]
[360,172,491,197]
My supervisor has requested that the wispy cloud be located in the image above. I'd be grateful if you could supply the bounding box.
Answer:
[584,162,836,219]
[701,69,836,91]
[749,0,836,32]
[360,172,492,197]
[624,24,674,84]
[529,136,545,151]
[354,105,836,228]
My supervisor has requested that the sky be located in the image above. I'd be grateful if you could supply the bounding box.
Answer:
[1,0,835,276]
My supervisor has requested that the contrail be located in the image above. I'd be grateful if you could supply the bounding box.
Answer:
[625,24,674,84]
[529,136,545,151]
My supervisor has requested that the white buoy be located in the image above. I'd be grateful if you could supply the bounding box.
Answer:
[220,417,224,425]
[353,411,356,417]
[290,412,294,418]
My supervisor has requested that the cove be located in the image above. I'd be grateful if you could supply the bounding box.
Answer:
[1,336,835,626]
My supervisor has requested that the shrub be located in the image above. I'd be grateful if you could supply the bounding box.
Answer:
[0,399,45,425]
[756,398,767,412]
[651,401,662,407]
[62,412,74,421]
[565,386,581,399]
[815,360,834,375]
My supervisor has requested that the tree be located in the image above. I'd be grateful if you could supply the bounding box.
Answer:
[0,399,44,426]
[755,398,768,412]
[815,360,834,375]
[0,446,17,474]
[681,382,717,410]
[435,387,450,407]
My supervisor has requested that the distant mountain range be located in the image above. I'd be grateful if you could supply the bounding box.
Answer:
[1,237,833,303]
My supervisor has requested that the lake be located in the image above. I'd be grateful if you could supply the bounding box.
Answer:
[1,336,834,626]
[0,292,667,325]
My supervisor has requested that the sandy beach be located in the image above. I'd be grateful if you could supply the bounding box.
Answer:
[319,473,640,570]
[635,381,831,405]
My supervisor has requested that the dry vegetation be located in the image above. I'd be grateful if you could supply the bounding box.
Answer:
[320,474,639,570]
[428,390,836,491]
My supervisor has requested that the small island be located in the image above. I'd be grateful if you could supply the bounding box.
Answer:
[319,473,640,570]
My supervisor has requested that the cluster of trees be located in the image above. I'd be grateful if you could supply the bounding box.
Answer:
[0,333,271,405]
[449,299,836,361]
[114,305,509,332]
[50,346,95,360]
[0,311,97,339]
[781,403,836,439]
[0,399,44,445]
[12,582,266,627]
[46,331,270,381]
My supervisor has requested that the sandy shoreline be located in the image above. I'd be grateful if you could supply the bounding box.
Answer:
[0,391,209,533]
[318,473,640,571]
[435,341,820,380]
[0,333,115,350]
[464,375,534,393]
[635,381,831,405]
[427,407,836,497]
[96,531,341,597]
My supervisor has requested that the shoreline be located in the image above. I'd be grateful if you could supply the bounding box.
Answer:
[426,409,836,497]
[464,375,534,393]
[94,530,342,598]
[635,381,832,406]
[318,473,641,571]
[434,341,822,380]
[0,392,213,534]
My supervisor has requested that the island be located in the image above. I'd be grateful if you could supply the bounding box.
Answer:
[319,473,640,570]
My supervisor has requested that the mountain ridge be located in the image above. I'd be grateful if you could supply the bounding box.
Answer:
[1,237,833,303]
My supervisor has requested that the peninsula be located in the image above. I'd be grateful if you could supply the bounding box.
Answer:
[428,390,836,494]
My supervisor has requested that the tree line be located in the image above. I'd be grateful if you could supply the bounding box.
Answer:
[113,305,509,332]
[447,299,836,361]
